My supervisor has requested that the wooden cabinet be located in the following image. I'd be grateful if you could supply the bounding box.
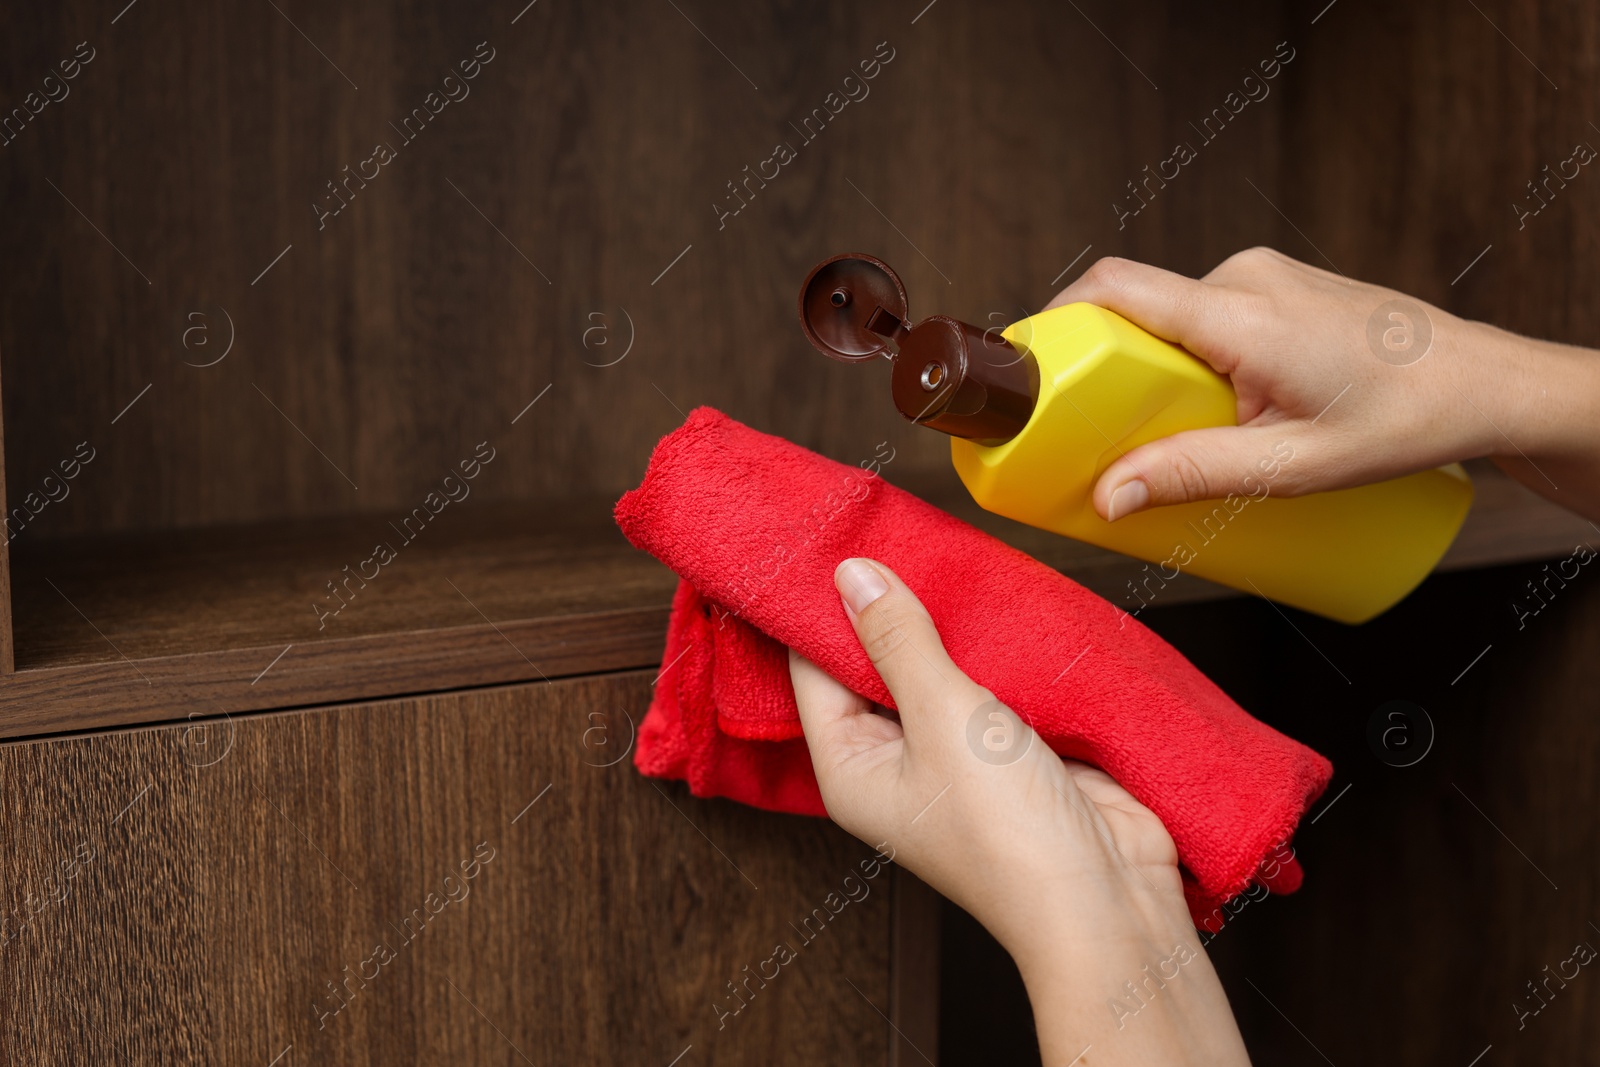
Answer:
[0,0,1596,1063]
[0,673,898,1064]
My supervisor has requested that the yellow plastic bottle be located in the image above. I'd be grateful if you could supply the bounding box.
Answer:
[799,253,1474,624]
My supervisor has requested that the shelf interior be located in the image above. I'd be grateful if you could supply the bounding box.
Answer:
[9,495,678,673]
[9,459,1588,679]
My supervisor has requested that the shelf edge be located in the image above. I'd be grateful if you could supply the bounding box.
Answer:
[0,605,672,739]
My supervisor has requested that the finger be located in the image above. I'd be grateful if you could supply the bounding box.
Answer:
[1044,256,1218,351]
[1061,761,1132,809]
[1092,424,1301,520]
[1204,244,1338,287]
[833,558,984,732]
[788,649,901,773]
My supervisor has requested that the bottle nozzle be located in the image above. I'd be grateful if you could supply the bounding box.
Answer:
[798,253,1038,443]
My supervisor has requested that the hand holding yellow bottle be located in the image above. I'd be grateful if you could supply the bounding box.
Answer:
[800,247,1600,623]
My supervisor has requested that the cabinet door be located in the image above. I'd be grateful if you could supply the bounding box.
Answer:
[0,672,896,1065]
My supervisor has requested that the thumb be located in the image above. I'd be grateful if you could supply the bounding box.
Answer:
[1093,425,1300,520]
[833,558,983,736]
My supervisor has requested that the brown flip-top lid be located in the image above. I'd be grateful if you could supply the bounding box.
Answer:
[798,253,1037,443]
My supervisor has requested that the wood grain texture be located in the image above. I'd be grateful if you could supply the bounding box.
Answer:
[0,671,897,1064]
[0,457,1582,738]
[1279,0,1600,341]
[0,342,11,675]
[0,498,679,737]
[936,898,1037,1066]
[0,1,1596,1061]
[10,498,676,669]
[0,0,1588,738]
[0,0,1288,541]
[1182,568,1600,1065]
[889,869,941,1067]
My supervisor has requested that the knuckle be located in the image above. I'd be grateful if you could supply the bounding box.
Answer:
[1083,256,1131,294]
[1161,446,1217,502]
[1235,245,1280,267]
[1214,245,1280,280]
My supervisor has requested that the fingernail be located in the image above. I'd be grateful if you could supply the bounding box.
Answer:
[836,558,889,614]
[1106,478,1150,522]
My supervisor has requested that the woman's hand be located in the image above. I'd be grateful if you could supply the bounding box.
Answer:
[790,557,1251,1066]
[1047,247,1600,524]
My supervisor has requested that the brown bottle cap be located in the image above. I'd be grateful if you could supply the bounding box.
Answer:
[799,253,910,361]
[798,253,1037,443]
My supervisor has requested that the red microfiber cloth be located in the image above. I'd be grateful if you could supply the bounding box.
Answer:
[614,407,1332,923]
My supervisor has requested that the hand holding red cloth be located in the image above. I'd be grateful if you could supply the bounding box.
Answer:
[614,407,1332,922]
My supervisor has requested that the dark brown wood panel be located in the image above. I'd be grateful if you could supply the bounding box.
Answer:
[0,457,1581,738]
[890,870,942,1067]
[0,0,1290,541]
[0,605,668,740]
[9,498,676,670]
[0,350,12,675]
[1193,572,1600,1065]
[0,498,680,737]
[0,671,898,1064]
[1280,0,1600,346]
[1,1,1597,1061]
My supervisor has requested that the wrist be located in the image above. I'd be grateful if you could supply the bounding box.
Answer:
[975,854,1193,984]
[1015,923,1250,1066]
[1001,871,1201,1002]
[1462,320,1600,463]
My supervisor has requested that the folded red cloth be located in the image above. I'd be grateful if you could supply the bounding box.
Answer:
[615,407,1332,922]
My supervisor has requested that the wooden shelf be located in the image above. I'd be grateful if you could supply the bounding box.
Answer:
[895,458,1597,604]
[2,498,678,737]
[0,460,1586,739]
[12,498,676,667]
